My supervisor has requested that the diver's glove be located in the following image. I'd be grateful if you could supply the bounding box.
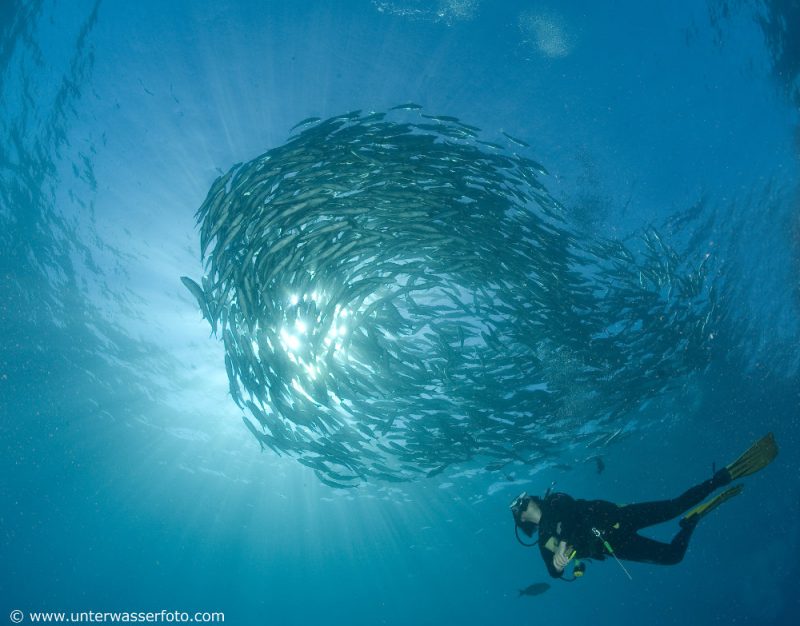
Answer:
[553,541,573,571]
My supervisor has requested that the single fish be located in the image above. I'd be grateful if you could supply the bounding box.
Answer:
[289,116,322,131]
[180,276,210,320]
[502,131,530,148]
[241,416,265,451]
[518,583,551,597]
[390,102,423,111]
[595,456,606,474]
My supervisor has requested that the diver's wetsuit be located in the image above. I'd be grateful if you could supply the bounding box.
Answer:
[537,470,732,578]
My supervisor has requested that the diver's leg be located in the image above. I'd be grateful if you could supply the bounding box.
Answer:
[613,527,695,566]
[617,471,730,530]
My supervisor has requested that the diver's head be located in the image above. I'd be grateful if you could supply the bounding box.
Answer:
[510,492,542,538]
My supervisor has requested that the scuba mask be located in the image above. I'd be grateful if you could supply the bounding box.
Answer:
[510,492,539,545]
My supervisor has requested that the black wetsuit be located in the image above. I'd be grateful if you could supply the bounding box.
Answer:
[537,470,731,578]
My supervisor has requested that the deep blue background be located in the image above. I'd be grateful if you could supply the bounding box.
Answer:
[1,1,798,624]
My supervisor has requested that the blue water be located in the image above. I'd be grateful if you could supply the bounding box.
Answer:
[2,1,799,624]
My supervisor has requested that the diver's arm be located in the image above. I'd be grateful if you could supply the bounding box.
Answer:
[552,541,573,574]
[542,545,565,579]
[539,494,578,578]
[538,534,565,578]
[539,530,574,578]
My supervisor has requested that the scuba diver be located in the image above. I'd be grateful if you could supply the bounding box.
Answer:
[510,433,778,580]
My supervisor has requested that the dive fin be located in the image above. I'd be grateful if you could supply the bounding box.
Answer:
[682,484,744,527]
[725,432,778,481]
